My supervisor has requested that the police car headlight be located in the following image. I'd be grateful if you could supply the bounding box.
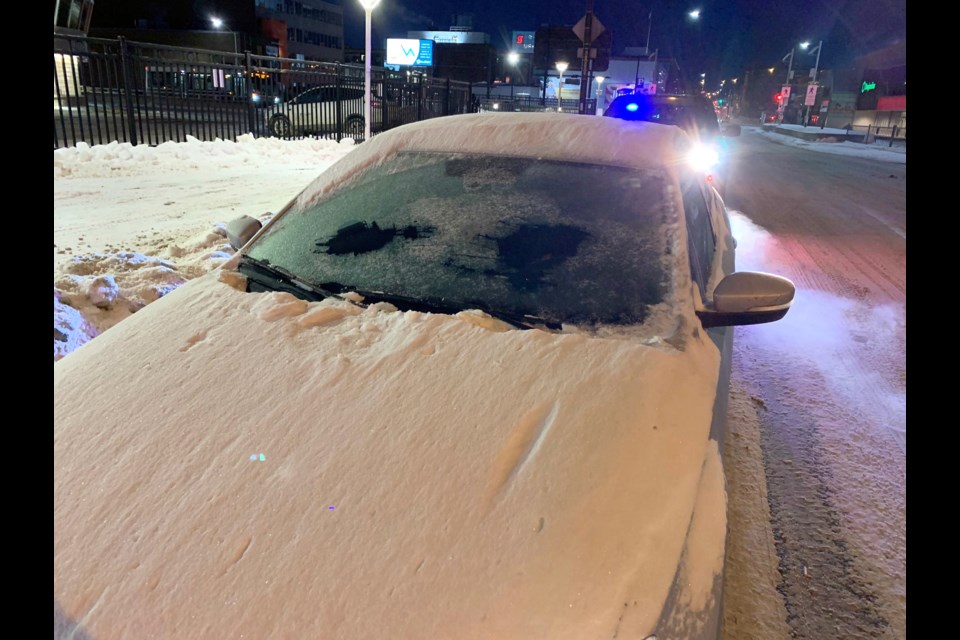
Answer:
[686,144,720,172]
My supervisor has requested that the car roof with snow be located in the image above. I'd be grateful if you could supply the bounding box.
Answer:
[293,112,693,210]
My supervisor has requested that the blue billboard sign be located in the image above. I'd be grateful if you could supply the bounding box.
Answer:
[386,39,434,67]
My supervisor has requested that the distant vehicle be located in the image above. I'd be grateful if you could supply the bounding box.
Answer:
[604,93,741,195]
[263,86,369,137]
[263,86,412,138]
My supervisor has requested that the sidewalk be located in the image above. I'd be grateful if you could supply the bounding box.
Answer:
[760,122,867,143]
[739,123,906,162]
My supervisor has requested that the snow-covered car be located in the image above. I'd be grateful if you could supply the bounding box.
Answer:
[54,113,794,639]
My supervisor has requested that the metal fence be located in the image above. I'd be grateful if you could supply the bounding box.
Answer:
[54,33,474,149]
[848,123,906,146]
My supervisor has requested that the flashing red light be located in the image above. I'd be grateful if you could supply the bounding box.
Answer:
[707,174,714,182]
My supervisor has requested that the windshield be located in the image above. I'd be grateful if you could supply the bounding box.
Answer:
[246,152,677,327]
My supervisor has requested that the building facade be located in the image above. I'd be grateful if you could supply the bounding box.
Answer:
[852,42,906,138]
[255,0,344,62]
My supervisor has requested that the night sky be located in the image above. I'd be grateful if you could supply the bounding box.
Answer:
[91,0,905,87]
[342,0,905,83]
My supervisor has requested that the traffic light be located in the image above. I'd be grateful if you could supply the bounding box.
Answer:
[775,93,782,103]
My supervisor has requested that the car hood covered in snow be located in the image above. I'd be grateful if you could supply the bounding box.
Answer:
[54,268,724,639]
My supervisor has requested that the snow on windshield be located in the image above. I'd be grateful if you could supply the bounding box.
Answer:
[249,151,680,328]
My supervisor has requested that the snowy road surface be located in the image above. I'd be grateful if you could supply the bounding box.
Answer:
[721,127,905,639]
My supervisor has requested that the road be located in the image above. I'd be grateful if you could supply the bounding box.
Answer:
[720,127,906,639]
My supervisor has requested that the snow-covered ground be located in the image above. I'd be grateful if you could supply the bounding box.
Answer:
[54,134,355,360]
[753,124,906,162]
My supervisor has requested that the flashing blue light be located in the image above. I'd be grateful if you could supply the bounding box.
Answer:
[626,103,639,112]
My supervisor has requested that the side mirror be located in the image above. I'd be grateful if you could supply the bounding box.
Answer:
[722,123,741,137]
[697,271,794,328]
[225,215,263,251]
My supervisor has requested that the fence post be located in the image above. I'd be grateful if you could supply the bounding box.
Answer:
[335,66,343,142]
[417,77,422,121]
[245,51,257,135]
[444,78,451,116]
[118,36,139,146]
[890,125,896,147]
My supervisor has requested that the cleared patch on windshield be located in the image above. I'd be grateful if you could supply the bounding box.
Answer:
[487,223,590,291]
[316,221,436,255]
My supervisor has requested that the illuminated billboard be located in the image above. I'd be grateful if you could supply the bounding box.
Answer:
[512,31,535,51]
[386,39,434,67]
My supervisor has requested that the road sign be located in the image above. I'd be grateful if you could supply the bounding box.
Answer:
[573,15,606,42]
[781,86,792,100]
[804,83,818,106]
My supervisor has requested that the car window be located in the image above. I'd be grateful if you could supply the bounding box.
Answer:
[297,89,320,104]
[248,152,678,327]
[682,176,716,299]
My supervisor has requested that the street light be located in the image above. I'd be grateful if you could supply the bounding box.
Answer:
[358,0,381,141]
[688,9,701,19]
[700,72,706,93]
[507,51,522,84]
[595,75,605,115]
[556,61,568,112]
[210,16,237,54]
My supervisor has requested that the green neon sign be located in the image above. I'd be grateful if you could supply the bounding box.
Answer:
[861,81,876,93]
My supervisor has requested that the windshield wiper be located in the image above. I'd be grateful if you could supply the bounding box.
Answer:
[345,288,562,331]
[238,261,561,331]
[238,256,337,302]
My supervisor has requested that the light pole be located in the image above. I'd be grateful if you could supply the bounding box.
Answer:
[358,0,381,141]
[700,72,706,93]
[555,61,568,112]
[595,75,605,114]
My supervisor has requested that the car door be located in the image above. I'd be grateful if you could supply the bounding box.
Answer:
[292,88,322,132]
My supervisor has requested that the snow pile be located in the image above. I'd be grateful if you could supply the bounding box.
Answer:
[54,288,99,361]
[54,132,357,360]
[53,133,355,179]
[53,220,266,360]
[752,126,906,163]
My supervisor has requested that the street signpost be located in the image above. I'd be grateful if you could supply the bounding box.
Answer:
[573,6,606,115]
[803,83,818,127]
